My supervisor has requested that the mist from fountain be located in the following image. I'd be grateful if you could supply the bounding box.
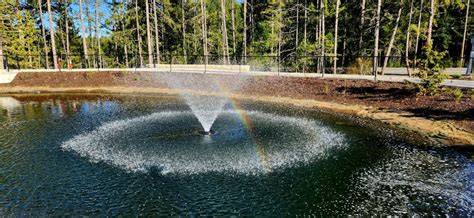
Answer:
[159,72,248,132]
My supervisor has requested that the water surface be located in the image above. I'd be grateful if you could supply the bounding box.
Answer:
[0,95,472,216]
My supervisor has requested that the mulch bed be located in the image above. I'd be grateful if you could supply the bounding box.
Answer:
[7,71,474,132]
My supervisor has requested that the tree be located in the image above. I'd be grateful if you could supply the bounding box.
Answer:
[333,0,340,74]
[46,0,58,69]
[373,0,382,76]
[405,0,415,76]
[135,0,143,66]
[181,0,187,63]
[38,0,50,68]
[200,0,208,64]
[153,0,160,64]
[220,0,230,64]
[460,0,470,66]
[381,0,403,75]
[426,0,435,46]
[146,0,153,65]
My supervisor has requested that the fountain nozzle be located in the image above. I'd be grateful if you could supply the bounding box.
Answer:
[199,130,216,135]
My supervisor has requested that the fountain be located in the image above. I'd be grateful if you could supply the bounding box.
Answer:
[159,72,248,133]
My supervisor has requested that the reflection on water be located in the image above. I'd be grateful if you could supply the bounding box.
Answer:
[0,94,472,216]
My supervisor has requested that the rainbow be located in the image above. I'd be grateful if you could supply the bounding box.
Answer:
[211,77,271,173]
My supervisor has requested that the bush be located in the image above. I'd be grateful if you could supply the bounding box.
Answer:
[416,43,448,96]
[450,74,462,79]
[452,88,463,102]
[346,58,373,75]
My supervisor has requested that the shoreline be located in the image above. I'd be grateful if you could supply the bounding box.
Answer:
[0,85,473,147]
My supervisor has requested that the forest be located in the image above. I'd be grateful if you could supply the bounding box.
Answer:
[0,0,471,73]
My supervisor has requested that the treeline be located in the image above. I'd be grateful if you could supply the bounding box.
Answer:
[0,0,471,72]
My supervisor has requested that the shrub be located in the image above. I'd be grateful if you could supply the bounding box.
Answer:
[416,43,448,96]
[346,58,373,75]
[450,74,462,79]
[452,88,463,102]
[323,84,330,95]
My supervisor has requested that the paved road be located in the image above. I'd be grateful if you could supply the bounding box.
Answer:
[1,68,473,89]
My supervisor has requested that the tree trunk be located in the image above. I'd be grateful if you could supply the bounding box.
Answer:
[153,0,160,64]
[46,0,58,69]
[333,0,340,74]
[95,0,103,67]
[461,0,470,66]
[120,0,129,67]
[359,0,365,52]
[181,0,187,63]
[405,0,414,77]
[200,0,208,64]
[414,0,424,68]
[231,1,236,60]
[381,1,403,75]
[65,0,71,68]
[243,0,247,63]
[220,0,230,64]
[135,0,143,66]
[38,0,50,69]
[295,0,299,52]
[303,0,307,73]
[86,0,95,67]
[78,0,89,67]
[320,0,325,76]
[426,0,435,46]
[0,34,4,71]
[373,0,382,77]
[145,0,153,65]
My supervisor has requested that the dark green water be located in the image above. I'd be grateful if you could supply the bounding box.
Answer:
[0,94,472,216]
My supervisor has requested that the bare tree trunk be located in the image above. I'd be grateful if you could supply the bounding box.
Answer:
[321,0,325,76]
[181,0,187,63]
[461,0,470,66]
[65,0,71,68]
[86,0,95,67]
[405,0,414,77]
[46,0,58,69]
[220,0,230,64]
[243,0,247,63]
[38,0,50,69]
[359,0,365,52]
[120,0,129,67]
[373,0,382,77]
[200,0,208,64]
[231,1,236,61]
[0,36,4,71]
[153,0,160,64]
[381,1,403,75]
[95,0,103,67]
[295,0,299,51]
[78,0,89,67]
[414,0,424,68]
[426,0,435,46]
[333,0,340,74]
[303,0,307,73]
[135,0,143,66]
[145,0,153,65]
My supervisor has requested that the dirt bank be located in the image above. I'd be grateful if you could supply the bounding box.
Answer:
[2,71,473,146]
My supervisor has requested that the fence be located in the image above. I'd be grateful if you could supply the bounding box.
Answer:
[0,53,471,76]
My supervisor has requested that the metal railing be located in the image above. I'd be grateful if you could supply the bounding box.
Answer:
[1,53,471,76]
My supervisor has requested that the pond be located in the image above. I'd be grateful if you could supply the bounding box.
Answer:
[0,94,472,216]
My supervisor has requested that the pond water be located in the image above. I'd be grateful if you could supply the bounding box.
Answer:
[0,95,472,216]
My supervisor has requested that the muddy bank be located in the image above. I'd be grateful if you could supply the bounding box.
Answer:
[2,71,474,145]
